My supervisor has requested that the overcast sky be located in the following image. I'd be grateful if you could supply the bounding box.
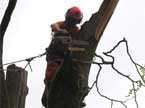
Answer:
[1,0,145,108]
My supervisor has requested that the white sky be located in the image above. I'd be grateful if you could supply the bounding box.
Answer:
[1,0,145,108]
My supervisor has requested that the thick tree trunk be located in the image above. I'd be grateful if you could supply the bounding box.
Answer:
[0,69,9,108]
[6,64,28,108]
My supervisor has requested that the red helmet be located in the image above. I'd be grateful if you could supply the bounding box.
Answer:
[65,6,83,24]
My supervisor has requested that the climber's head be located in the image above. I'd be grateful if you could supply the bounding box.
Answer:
[65,6,83,29]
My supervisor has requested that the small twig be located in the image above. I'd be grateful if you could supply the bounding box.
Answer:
[95,65,128,108]
[105,38,126,54]
[132,82,139,108]
[111,100,113,108]
[125,39,145,85]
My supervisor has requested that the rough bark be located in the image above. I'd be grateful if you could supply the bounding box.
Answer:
[6,64,28,108]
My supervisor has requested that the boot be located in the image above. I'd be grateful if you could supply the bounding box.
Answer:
[79,85,89,107]
[81,101,86,107]
[41,87,48,107]
[41,81,51,107]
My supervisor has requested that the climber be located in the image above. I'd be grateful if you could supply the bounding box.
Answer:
[41,6,84,107]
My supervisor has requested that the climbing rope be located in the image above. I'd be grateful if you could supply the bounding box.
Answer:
[0,51,47,71]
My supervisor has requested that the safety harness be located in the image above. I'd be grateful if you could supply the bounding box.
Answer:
[52,35,89,53]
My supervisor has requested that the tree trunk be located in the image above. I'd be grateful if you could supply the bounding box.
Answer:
[6,64,28,108]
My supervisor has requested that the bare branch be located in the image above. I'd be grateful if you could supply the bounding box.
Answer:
[132,82,139,108]
[95,65,128,108]
[0,0,17,68]
[83,38,145,108]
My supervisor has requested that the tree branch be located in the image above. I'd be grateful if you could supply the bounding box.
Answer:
[84,38,145,108]
[0,0,17,68]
